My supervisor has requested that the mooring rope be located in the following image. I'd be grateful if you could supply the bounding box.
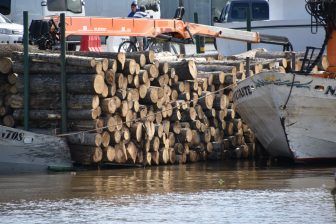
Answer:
[57,84,236,137]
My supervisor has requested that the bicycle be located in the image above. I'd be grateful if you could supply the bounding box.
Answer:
[118,36,177,53]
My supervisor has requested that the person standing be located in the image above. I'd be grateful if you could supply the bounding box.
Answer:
[127,1,148,51]
[128,1,139,18]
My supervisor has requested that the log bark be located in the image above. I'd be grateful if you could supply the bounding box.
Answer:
[69,145,103,165]
[16,73,105,94]
[68,51,126,71]
[126,141,138,163]
[0,57,13,74]
[126,52,146,67]
[168,60,197,80]
[66,133,102,146]
[102,146,115,162]
[69,119,104,133]
[159,148,169,164]
[144,64,159,79]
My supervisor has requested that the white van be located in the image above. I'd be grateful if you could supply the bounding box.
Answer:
[0,0,85,25]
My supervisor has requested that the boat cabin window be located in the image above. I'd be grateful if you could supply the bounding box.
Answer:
[47,0,82,13]
[0,0,11,15]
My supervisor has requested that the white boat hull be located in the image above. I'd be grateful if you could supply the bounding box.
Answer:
[233,72,336,161]
[0,125,72,173]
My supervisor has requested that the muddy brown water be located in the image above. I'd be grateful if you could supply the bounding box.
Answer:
[0,162,335,224]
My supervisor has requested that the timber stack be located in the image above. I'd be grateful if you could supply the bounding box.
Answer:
[2,46,323,167]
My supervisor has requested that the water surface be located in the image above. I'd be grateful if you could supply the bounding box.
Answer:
[0,162,335,224]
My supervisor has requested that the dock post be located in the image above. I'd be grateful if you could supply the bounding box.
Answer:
[246,6,252,51]
[23,11,30,131]
[194,13,204,54]
[291,52,296,72]
[60,13,68,133]
[246,57,250,77]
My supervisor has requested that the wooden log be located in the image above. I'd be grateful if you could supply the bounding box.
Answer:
[68,51,126,71]
[126,141,138,163]
[180,107,197,121]
[226,109,235,120]
[69,119,104,133]
[67,108,101,120]
[197,72,214,85]
[168,60,197,81]
[13,109,61,120]
[176,128,192,143]
[225,122,234,136]
[175,152,187,164]
[254,51,294,59]
[168,148,176,164]
[198,91,214,110]
[211,71,225,85]
[13,61,101,74]
[123,59,137,75]
[0,57,13,74]
[200,129,211,143]
[114,142,127,164]
[174,142,185,154]
[15,73,105,95]
[131,122,143,142]
[3,115,15,127]
[7,94,53,109]
[101,131,111,147]
[162,120,170,135]
[7,73,18,85]
[138,70,149,84]
[126,52,146,67]
[196,64,236,74]
[158,62,169,74]
[149,136,160,152]
[213,94,227,110]
[66,133,102,147]
[223,73,237,85]
[102,146,115,162]
[139,86,159,104]
[110,130,122,144]
[159,148,169,164]
[144,121,155,140]
[144,50,155,64]
[188,150,199,163]
[170,120,181,134]
[144,64,159,79]
[143,152,152,166]
[69,145,103,165]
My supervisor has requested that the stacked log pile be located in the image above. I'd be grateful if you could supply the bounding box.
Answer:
[3,46,328,167]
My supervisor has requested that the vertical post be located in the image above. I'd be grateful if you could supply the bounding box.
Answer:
[194,12,201,54]
[60,13,67,133]
[246,57,250,77]
[23,11,29,131]
[291,52,296,72]
[178,0,186,55]
[246,4,252,51]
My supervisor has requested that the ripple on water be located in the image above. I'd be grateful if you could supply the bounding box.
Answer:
[0,188,335,224]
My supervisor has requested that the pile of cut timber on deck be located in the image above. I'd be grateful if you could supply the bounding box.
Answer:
[1,45,329,166]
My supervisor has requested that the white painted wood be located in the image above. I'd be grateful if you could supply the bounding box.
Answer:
[0,125,72,173]
[233,72,336,161]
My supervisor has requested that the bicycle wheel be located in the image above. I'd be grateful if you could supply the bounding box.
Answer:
[147,39,164,53]
[118,40,137,53]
